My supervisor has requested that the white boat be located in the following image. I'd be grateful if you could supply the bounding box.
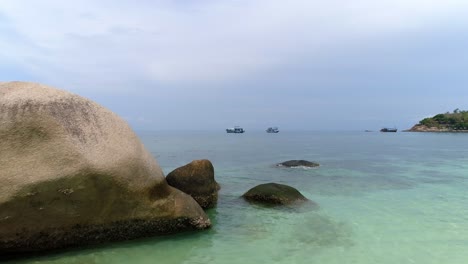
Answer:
[226,126,245,133]
[266,127,279,133]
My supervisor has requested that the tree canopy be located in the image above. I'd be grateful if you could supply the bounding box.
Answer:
[419,109,468,130]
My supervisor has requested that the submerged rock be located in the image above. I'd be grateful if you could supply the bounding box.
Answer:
[166,159,219,209]
[277,160,319,168]
[0,82,210,255]
[242,183,310,205]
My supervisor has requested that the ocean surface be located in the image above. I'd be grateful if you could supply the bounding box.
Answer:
[10,131,468,264]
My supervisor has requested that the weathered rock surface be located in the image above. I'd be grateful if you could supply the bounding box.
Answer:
[405,124,468,132]
[166,160,219,209]
[0,81,210,255]
[277,160,319,168]
[242,183,309,205]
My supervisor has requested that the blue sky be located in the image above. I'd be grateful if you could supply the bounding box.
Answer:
[1,0,468,131]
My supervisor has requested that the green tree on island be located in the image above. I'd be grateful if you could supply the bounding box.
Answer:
[418,109,468,130]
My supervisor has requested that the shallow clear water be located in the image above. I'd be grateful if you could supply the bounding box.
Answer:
[10,131,468,264]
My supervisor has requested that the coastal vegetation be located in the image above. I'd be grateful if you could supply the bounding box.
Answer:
[409,109,468,131]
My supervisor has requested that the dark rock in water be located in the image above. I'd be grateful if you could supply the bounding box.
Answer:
[277,160,319,168]
[242,183,310,206]
[0,82,210,256]
[166,159,219,209]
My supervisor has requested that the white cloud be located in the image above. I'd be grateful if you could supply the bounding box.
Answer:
[1,0,468,90]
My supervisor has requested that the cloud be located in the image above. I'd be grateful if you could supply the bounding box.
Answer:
[1,0,468,92]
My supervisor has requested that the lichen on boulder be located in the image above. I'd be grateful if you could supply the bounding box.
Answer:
[166,159,219,209]
[0,81,210,255]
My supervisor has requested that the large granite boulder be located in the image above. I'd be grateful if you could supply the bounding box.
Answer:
[276,160,319,168]
[242,183,309,205]
[0,82,210,255]
[166,160,219,209]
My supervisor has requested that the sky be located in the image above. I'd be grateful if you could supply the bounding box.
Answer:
[1,0,468,131]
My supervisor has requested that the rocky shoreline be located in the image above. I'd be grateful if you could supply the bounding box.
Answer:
[404,124,468,132]
[1,82,318,258]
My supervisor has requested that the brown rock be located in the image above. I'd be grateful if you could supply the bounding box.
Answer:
[405,124,458,132]
[166,160,219,209]
[0,81,210,255]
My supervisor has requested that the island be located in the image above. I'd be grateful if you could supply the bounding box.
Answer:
[406,109,468,132]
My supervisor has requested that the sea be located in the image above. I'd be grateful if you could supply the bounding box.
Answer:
[9,131,468,264]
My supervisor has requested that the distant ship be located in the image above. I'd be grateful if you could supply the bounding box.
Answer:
[266,127,279,133]
[380,127,397,132]
[226,126,245,133]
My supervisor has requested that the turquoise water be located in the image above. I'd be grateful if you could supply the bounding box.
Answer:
[10,131,468,264]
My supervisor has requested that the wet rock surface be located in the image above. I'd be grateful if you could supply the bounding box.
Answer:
[166,159,219,209]
[242,183,310,206]
[277,160,320,168]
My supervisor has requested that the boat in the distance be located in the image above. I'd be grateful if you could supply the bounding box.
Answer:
[380,127,397,132]
[226,126,245,133]
[266,127,279,133]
